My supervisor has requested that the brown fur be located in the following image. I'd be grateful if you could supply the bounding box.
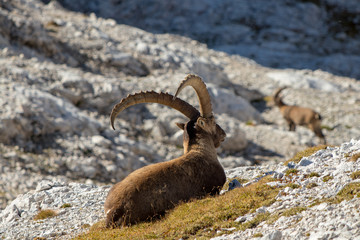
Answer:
[274,87,326,144]
[104,116,226,227]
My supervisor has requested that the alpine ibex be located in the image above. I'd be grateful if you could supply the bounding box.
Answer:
[274,87,326,144]
[104,74,226,227]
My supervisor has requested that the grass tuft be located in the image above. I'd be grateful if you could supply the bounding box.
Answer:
[350,171,360,180]
[33,209,57,221]
[267,206,307,225]
[306,182,318,189]
[305,172,320,178]
[335,182,360,202]
[285,169,299,176]
[322,175,334,182]
[60,203,72,208]
[286,183,300,189]
[350,152,360,162]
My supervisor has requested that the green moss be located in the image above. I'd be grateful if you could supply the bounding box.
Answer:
[246,120,255,126]
[321,125,334,131]
[60,203,72,208]
[33,209,57,220]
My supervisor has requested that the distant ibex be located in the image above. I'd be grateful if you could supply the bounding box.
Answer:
[104,74,226,227]
[274,87,326,144]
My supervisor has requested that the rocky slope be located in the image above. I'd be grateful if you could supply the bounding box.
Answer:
[57,0,360,80]
[1,139,359,239]
[0,0,359,238]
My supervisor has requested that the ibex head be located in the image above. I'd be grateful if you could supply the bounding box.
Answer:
[110,74,225,150]
[173,74,226,150]
[273,86,287,107]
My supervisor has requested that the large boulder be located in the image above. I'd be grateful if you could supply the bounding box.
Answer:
[0,85,101,150]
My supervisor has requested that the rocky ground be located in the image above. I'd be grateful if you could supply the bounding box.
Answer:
[0,0,359,239]
[1,140,359,239]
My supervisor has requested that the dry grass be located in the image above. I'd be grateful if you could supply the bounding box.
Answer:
[332,182,360,203]
[310,182,360,207]
[322,175,334,182]
[266,206,307,225]
[350,152,360,162]
[33,209,57,221]
[75,177,281,240]
[284,145,329,165]
[350,171,360,180]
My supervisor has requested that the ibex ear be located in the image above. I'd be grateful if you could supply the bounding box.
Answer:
[175,122,185,130]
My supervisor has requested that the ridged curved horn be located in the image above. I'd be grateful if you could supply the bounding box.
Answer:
[273,87,287,106]
[110,91,200,130]
[274,87,287,101]
[174,74,213,118]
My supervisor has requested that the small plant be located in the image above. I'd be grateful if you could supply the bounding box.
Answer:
[305,172,320,178]
[322,175,334,182]
[81,224,91,229]
[285,169,299,176]
[33,209,57,220]
[246,120,255,126]
[239,212,271,231]
[310,183,360,207]
[350,152,360,162]
[252,232,263,238]
[286,183,300,189]
[306,182,318,189]
[350,171,360,180]
[321,125,334,131]
[334,182,360,203]
[267,206,307,225]
[60,203,72,208]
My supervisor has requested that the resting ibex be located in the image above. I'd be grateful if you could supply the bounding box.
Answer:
[104,74,226,227]
[274,87,326,144]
